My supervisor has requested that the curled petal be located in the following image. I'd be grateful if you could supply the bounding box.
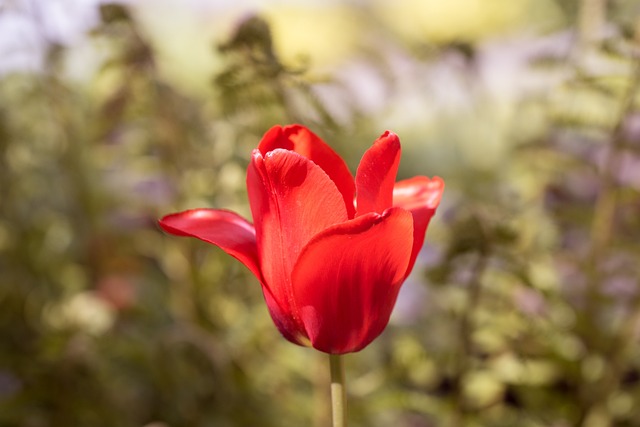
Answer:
[393,176,444,275]
[247,149,349,327]
[355,131,401,216]
[260,286,310,347]
[258,125,356,216]
[292,207,414,354]
[158,209,262,281]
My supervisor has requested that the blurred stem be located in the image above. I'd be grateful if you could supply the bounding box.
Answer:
[451,250,488,427]
[585,58,640,319]
[578,58,640,426]
[42,60,103,275]
[330,354,347,427]
[577,0,607,53]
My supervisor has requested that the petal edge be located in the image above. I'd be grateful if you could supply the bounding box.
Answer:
[393,176,444,276]
[292,207,414,353]
[158,208,262,281]
[258,125,356,217]
[355,131,401,216]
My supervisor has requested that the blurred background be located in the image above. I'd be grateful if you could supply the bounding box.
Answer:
[1,0,640,426]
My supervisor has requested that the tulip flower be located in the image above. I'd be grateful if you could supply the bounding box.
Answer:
[159,125,443,354]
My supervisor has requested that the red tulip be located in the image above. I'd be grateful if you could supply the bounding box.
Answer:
[159,125,444,354]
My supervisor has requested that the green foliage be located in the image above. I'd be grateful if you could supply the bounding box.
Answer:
[1,1,640,426]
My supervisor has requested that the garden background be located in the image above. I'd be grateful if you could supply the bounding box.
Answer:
[1,0,640,426]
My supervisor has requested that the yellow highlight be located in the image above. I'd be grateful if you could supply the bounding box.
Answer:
[374,0,529,43]
[264,5,363,68]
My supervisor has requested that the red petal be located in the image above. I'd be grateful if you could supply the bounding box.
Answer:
[291,207,414,354]
[247,148,349,329]
[261,287,310,347]
[393,176,444,275]
[259,125,356,217]
[158,209,262,281]
[355,131,401,216]
[159,208,309,346]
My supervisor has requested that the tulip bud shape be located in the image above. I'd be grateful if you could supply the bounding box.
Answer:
[159,125,444,354]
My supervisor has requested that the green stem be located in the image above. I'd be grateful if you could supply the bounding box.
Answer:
[329,354,347,427]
